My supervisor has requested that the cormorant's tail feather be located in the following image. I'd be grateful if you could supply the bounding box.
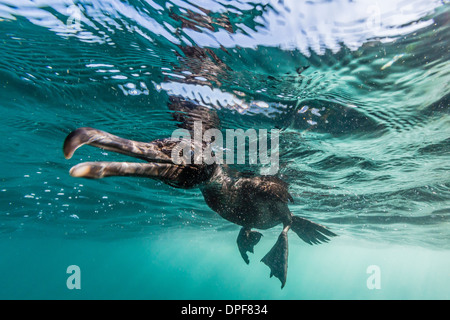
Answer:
[261,230,288,289]
[291,216,337,245]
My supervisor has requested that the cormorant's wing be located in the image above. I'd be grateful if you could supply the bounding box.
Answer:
[240,176,294,204]
[168,96,221,134]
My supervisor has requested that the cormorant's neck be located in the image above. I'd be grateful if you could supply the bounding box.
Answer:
[199,165,231,214]
[206,165,231,187]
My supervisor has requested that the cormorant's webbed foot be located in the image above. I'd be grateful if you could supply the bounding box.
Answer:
[237,227,262,264]
[261,226,289,289]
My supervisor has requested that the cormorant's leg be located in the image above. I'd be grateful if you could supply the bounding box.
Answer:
[236,227,263,264]
[63,127,173,163]
[69,161,185,180]
[261,225,290,289]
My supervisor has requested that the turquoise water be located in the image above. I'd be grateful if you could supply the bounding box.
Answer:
[0,0,449,300]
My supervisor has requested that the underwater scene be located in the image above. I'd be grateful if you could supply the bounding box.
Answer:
[0,0,449,300]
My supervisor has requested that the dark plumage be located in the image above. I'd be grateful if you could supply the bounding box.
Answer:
[63,96,336,288]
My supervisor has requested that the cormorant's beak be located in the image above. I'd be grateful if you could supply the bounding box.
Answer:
[63,127,179,179]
